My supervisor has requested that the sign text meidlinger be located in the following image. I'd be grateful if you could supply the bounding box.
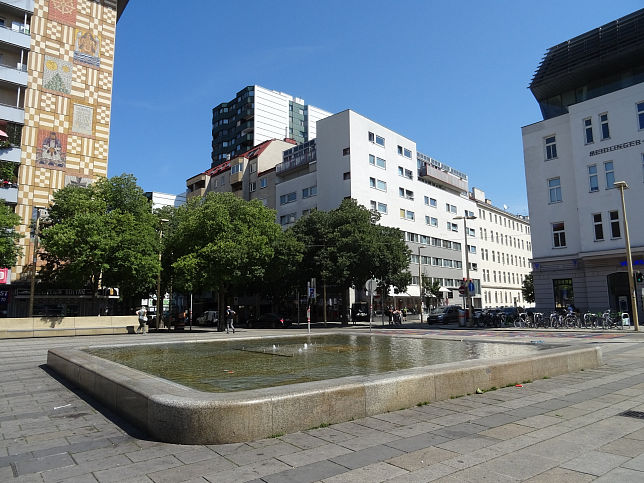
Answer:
[589,139,642,157]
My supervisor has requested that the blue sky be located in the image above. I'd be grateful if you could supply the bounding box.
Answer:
[108,1,642,215]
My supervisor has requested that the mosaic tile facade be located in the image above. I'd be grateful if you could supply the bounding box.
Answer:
[15,0,118,277]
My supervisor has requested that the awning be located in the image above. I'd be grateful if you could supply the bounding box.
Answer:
[0,129,8,138]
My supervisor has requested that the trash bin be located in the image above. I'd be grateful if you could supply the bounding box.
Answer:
[622,312,631,326]
[458,309,466,327]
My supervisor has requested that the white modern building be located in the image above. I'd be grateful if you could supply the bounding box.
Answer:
[276,109,483,309]
[471,188,533,308]
[522,8,644,315]
[211,85,331,165]
[145,191,186,211]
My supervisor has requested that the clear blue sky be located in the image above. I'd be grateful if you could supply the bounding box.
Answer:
[108,1,642,215]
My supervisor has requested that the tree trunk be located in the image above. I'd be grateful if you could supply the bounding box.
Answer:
[217,288,226,331]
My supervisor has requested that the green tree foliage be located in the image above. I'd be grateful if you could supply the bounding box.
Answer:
[0,201,22,268]
[39,174,159,296]
[163,192,283,297]
[289,199,411,294]
[522,273,535,303]
[422,276,443,308]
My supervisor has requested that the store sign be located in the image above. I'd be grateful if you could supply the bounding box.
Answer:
[0,268,8,284]
[589,139,642,157]
[620,259,644,267]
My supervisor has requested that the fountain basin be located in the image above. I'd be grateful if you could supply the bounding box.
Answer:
[47,334,602,444]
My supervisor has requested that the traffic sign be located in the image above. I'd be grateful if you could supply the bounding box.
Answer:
[458,285,466,296]
[468,280,475,293]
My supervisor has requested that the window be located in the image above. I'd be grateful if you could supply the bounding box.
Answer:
[552,222,566,248]
[447,222,458,232]
[280,192,297,205]
[638,102,644,130]
[424,196,429,205]
[405,189,414,200]
[588,165,598,192]
[583,118,594,144]
[545,136,557,160]
[249,163,257,174]
[468,245,476,254]
[302,185,317,198]
[397,145,403,155]
[610,210,621,238]
[404,169,413,179]
[400,209,414,221]
[425,216,438,227]
[231,162,243,175]
[600,113,610,140]
[369,131,385,146]
[343,172,351,180]
[553,279,574,309]
[404,148,412,158]
[259,178,267,189]
[280,213,296,225]
[370,177,387,191]
[445,203,456,214]
[429,198,437,207]
[593,213,603,241]
[548,177,562,203]
[397,166,403,176]
[604,161,615,189]
[410,254,420,264]
[249,181,256,193]
[369,154,386,169]
[465,210,475,217]
[466,227,475,237]
[342,147,350,156]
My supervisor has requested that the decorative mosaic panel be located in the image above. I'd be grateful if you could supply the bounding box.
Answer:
[48,0,77,26]
[64,174,93,187]
[35,129,67,170]
[71,103,93,136]
[73,29,100,68]
[42,55,72,94]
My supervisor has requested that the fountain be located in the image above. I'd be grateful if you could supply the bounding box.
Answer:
[47,333,601,444]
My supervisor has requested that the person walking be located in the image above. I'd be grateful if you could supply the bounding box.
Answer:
[136,306,147,334]
[226,305,236,334]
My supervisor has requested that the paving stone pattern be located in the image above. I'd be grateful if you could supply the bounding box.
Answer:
[2,330,644,481]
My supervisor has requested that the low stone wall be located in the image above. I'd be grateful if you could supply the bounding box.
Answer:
[47,338,602,444]
[0,316,139,338]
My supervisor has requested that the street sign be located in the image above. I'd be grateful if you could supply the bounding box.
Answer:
[458,284,466,296]
[308,287,315,298]
[468,280,475,293]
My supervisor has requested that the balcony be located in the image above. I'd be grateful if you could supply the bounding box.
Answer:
[0,62,27,86]
[0,23,30,49]
[0,1,35,12]
[0,181,17,203]
[418,163,468,192]
[0,145,20,162]
[0,101,23,123]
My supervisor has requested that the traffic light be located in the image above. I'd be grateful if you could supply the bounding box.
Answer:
[636,272,644,284]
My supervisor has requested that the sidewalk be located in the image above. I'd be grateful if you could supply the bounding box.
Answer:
[2,329,644,481]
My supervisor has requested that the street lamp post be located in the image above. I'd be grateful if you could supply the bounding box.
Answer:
[454,215,476,323]
[28,210,43,318]
[418,245,426,318]
[156,218,169,331]
[614,181,639,332]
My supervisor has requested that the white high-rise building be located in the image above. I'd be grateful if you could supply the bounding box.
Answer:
[522,8,644,315]
[211,85,332,165]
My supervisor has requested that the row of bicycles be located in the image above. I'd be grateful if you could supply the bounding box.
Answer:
[474,309,629,330]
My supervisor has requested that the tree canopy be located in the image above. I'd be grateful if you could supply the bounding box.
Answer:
[0,201,22,268]
[288,199,411,294]
[39,174,159,296]
[163,192,285,296]
[522,273,535,303]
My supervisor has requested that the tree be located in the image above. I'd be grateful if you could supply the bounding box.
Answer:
[289,199,411,301]
[422,276,443,308]
[39,174,160,299]
[163,192,283,329]
[0,201,22,268]
[522,273,535,303]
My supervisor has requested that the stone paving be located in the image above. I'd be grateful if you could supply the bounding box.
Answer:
[2,328,644,482]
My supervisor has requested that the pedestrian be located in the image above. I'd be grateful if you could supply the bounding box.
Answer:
[226,305,236,334]
[402,307,407,322]
[136,306,147,334]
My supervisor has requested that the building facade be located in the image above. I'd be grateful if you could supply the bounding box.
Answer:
[210,85,331,166]
[471,188,533,308]
[0,0,128,285]
[522,8,644,315]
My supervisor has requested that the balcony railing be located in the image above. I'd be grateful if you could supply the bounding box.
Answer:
[0,101,24,123]
[0,0,35,12]
[0,62,27,86]
[0,22,30,49]
[276,155,312,176]
[418,163,468,192]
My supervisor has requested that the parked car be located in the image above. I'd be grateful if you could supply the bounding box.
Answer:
[246,313,292,329]
[427,305,461,325]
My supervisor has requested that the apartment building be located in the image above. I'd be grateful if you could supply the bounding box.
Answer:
[275,109,482,309]
[471,188,533,308]
[0,0,128,287]
[211,85,331,166]
[188,138,296,208]
[522,8,644,315]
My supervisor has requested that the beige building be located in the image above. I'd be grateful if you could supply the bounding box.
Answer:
[187,138,296,209]
[0,0,128,282]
